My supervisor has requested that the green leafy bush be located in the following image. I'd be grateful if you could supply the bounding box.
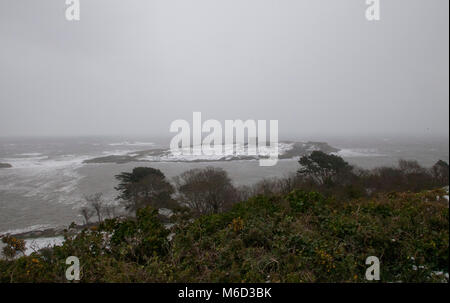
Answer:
[286,190,325,213]
[0,190,448,283]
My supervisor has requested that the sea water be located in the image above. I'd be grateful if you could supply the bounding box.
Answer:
[0,135,448,236]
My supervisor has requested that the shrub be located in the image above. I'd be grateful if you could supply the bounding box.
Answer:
[1,235,26,260]
[286,190,325,213]
[0,189,447,283]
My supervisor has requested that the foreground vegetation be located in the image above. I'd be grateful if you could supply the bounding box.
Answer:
[1,188,448,282]
[1,152,448,282]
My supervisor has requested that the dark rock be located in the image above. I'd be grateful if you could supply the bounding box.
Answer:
[0,163,12,168]
[83,155,142,164]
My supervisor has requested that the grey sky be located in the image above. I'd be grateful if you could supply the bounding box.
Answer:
[0,0,448,138]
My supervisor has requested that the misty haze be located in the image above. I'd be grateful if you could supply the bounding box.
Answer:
[0,0,448,285]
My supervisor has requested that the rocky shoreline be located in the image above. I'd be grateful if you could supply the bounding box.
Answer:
[2,224,89,240]
[1,208,174,241]
[0,163,12,168]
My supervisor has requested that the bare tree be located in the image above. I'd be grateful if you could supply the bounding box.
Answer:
[398,159,426,174]
[236,185,253,202]
[103,205,118,219]
[84,193,104,222]
[278,173,297,194]
[175,167,237,215]
[79,206,94,225]
[431,160,449,185]
[252,178,282,196]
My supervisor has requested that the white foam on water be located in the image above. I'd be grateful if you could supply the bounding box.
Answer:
[109,141,155,146]
[1,156,49,169]
[0,154,91,170]
[17,153,44,157]
[101,149,137,156]
[0,154,92,206]
[332,149,385,158]
[0,224,54,237]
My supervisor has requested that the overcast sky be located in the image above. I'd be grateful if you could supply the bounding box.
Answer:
[0,0,448,138]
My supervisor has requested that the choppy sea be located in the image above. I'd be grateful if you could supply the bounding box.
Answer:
[0,135,448,236]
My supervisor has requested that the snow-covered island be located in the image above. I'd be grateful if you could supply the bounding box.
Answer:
[83,141,339,164]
